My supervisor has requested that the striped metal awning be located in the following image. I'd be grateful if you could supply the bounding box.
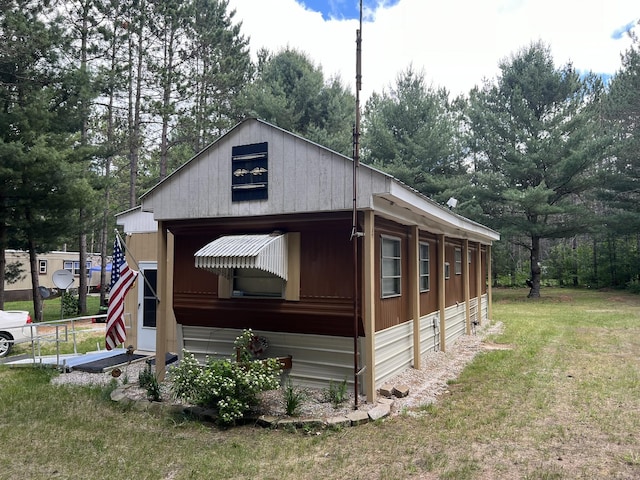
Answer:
[194,233,288,280]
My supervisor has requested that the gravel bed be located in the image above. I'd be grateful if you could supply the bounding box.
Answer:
[50,321,504,419]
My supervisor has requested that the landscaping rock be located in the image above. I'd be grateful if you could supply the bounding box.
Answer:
[367,403,391,421]
[392,385,410,398]
[256,415,279,428]
[379,384,394,398]
[346,410,370,426]
[326,416,351,428]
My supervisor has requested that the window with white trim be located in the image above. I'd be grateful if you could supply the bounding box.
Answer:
[39,259,47,274]
[419,242,430,292]
[381,236,401,297]
[445,262,451,280]
[454,248,462,275]
[64,260,92,276]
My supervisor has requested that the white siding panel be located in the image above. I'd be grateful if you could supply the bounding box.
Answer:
[420,313,441,355]
[444,303,467,348]
[178,325,357,391]
[469,297,479,325]
[374,321,414,388]
[481,293,488,322]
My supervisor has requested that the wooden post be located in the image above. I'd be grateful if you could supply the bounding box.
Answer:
[409,225,421,369]
[463,239,471,335]
[155,222,168,381]
[487,244,493,321]
[476,242,483,325]
[363,210,376,402]
[438,234,446,352]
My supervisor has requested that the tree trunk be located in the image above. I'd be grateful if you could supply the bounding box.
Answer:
[28,237,43,322]
[528,235,542,298]
[78,225,88,314]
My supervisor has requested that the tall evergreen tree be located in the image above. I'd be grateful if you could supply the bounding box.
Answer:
[183,0,251,152]
[242,47,354,156]
[0,1,87,317]
[362,66,465,200]
[464,42,608,297]
[602,27,640,234]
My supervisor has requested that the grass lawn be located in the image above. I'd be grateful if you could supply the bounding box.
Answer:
[4,295,103,323]
[1,288,639,479]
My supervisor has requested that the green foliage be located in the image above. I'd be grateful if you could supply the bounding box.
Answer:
[283,379,305,416]
[139,361,161,402]
[170,346,282,425]
[324,378,348,408]
[363,67,465,200]
[601,34,640,231]
[464,41,609,295]
[3,261,25,285]
[241,47,354,156]
[61,292,79,318]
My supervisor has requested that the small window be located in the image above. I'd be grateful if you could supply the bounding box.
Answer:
[468,250,472,264]
[454,248,462,275]
[445,262,451,280]
[419,242,430,292]
[64,260,92,276]
[381,236,401,297]
[39,260,47,275]
[232,268,283,298]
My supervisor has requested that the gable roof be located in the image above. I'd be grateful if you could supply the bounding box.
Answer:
[141,118,499,244]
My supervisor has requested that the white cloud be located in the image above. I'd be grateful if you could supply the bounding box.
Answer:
[228,0,638,100]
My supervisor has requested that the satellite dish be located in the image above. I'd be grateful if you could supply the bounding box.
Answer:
[52,269,75,290]
[446,197,458,209]
[38,286,50,299]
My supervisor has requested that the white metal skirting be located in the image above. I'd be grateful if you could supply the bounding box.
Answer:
[481,293,488,322]
[444,303,467,346]
[470,297,478,325]
[420,313,441,356]
[374,321,413,388]
[177,325,358,391]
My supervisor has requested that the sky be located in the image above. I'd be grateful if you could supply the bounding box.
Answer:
[226,0,638,101]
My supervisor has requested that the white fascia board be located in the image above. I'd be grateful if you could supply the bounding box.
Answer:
[375,181,500,244]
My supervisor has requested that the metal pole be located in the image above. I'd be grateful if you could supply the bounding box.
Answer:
[351,0,363,409]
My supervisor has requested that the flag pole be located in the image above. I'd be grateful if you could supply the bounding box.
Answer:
[114,229,160,303]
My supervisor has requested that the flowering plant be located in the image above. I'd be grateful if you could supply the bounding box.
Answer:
[234,328,269,361]
[170,331,282,425]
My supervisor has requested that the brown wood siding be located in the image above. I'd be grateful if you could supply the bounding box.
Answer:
[445,240,465,306]
[168,213,360,337]
[374,218,410,331]
[418,234,439,316]
[469,244,478,298]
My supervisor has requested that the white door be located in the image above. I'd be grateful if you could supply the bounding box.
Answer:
[137,262,157,351]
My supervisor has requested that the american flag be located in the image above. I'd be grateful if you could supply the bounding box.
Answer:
[106,236,138,350]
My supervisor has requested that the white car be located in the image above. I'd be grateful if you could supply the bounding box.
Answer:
[0,310,33,358]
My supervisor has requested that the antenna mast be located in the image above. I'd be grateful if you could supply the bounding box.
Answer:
[351,0,363,409]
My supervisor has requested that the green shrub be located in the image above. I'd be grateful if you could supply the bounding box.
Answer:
[61,291,79,318]
[626,281,640,295]
[324,378,348,408]
[170,348,282,425]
